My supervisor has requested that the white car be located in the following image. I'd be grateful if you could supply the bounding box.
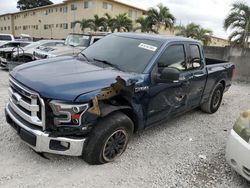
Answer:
[226,110,250,181]
[12,39,65,62]
[0,34,15,45]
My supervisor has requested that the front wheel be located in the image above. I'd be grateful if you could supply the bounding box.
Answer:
[200,83,224,114]
[82,112,134,165]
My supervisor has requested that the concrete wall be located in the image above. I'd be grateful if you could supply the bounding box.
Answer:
[204,46,250,82]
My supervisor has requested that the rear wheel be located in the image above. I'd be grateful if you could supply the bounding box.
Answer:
[82,111,134,165]
[200,83,224,113]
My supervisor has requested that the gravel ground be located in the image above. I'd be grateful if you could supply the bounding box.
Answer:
[0,69,250,188]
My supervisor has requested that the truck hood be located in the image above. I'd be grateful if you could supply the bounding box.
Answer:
[10,56,142,101]
[47,46,85,56]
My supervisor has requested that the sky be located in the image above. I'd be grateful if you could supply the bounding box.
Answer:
[0,0,249,39]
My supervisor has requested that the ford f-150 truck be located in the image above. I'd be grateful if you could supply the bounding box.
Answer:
[5,33,235,165]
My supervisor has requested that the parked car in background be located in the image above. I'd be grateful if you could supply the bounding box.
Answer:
[5,33,235,165]
[0,41,32,49]
[15,34,33,42]
[0,34,15,45]
[226,110,250,181]
[12,40,65,62]
[33,32,108,60]
[0,41,32,69]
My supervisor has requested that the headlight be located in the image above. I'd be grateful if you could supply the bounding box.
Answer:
[233,110,250,142]
[49,100,88,127]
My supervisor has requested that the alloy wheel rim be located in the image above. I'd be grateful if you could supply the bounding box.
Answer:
[213,90,221,108]
[102,129,128,162]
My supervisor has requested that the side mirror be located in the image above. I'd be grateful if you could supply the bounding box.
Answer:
[157,67,180,83]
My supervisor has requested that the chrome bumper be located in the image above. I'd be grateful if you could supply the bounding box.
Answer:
[5,103,86,156]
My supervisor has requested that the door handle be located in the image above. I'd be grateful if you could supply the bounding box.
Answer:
[193,74,205,78]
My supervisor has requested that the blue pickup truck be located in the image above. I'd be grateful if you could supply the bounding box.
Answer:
[5,33,235,164]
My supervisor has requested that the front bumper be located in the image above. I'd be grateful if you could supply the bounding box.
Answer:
[5,103,86,156]
[226,129,250,181]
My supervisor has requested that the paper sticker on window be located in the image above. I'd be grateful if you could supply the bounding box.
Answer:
[138,43,157,51]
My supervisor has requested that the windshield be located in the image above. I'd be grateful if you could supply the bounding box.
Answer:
[82,35,163,73]
[24,41,41,49]
[65,34,90,47]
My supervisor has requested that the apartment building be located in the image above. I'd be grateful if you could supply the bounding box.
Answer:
[0,0,145,39]
[209,36,229,47]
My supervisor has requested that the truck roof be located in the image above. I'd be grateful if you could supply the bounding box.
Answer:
[114,32,200,44]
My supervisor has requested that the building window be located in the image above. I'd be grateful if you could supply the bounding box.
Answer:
[63,23,68,29]
[71,4,77,11]
[60,7,62,12]
[128,10,137,18]
[103,2,112,10]
[71,22,76,29]
[63,6,68,13]
[84,1,92,9]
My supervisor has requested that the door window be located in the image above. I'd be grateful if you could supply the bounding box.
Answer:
[157,44,186,71]
[188,45,202,69]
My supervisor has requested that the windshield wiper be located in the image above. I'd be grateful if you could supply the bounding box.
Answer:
[93,58,121,70]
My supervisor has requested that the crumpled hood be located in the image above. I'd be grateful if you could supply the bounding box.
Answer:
[10,56,142,101]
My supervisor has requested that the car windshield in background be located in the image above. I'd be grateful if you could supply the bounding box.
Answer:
[82,35,163,73]
[24,41,41,49]
[0,35,12,41]
[65,34,90,47]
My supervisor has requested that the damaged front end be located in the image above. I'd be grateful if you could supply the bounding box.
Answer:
[47,75,145,137]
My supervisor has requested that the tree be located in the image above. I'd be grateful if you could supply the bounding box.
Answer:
[177,23,213,45]
[135,17,157,33]
[147,3,175,32]
[113,13,132,32]
[89,15,107,32]
[17,0,53,10]
[224,2,250,48]
[74,19,92,32]
[104,13,116,32]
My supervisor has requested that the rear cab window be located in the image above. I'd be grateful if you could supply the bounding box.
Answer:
[187,44,202,70]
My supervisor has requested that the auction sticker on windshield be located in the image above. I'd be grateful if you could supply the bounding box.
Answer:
[138,43,157,51]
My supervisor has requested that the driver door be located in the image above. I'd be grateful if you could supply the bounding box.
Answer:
[145,43,191,126]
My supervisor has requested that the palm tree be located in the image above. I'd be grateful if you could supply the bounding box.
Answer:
[135,17,157,33]
[113,13,132,32]
[177,23,200,38]
[177,23,213,45]
[147,3,175,32]
[74,19,92,32]
[224,2,250,48]
[89,14,106,32]
[196,28,213,46]
[104,13,116,32]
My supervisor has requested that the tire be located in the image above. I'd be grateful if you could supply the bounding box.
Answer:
[200,83,224,114]
[82,111,134,165]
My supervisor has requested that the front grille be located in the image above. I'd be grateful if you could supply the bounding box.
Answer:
[8,77,45,130]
